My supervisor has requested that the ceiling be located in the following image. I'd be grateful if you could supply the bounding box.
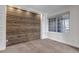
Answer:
[14,5,69,18]
[15,5,68,13]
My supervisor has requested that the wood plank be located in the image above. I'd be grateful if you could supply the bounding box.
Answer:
[6,6,40,46]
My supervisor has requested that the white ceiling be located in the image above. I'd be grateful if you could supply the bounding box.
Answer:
[15,5,67,13]
[14,5,69,18]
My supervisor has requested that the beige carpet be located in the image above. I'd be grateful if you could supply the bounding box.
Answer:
[1,39,79,53]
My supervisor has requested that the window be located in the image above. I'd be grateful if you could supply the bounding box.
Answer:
[49,12,70,32]
[49,18,56,32]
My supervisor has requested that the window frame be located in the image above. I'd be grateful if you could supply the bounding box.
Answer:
[48,12,70,33]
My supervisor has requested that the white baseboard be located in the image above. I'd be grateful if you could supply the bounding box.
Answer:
[47,38,79,48]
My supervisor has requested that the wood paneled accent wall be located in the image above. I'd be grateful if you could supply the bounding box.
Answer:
[6,6,40,46]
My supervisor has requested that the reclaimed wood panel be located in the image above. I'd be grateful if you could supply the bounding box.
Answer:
[6,6,40,46]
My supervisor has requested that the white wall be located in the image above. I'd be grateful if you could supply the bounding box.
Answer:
[47,6,79,48]
[0,5,6,50]
[41,13,48,39]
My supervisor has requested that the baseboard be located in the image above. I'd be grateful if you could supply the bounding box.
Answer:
[46,38,79,49]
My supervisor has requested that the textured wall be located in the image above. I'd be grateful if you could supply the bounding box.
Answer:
[6,6,40,46]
